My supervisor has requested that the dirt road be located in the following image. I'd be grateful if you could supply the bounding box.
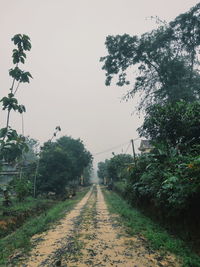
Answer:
[21,185,180,267]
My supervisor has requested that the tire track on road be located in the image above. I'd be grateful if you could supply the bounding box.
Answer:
[62,185,180,267]
[21,185,180,267]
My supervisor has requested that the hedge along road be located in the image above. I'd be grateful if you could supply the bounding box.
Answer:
[19,185,180,267]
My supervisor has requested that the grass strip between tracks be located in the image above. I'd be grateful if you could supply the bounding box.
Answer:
[0,187,90,266]
[103,188,200,267]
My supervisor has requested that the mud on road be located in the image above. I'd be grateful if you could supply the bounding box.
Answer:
[19,185,180,267]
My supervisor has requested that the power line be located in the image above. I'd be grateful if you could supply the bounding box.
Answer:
[132,137,141,142]
[124,142,131,154]
[93,137,141,157]
[93,141,129,156]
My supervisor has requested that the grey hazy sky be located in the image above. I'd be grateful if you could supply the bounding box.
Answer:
[1,0,199,168]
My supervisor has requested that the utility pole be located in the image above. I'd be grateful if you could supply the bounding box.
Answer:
[131,139,136,165]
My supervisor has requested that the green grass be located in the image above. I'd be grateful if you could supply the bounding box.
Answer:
[0,196,56,239]
[103,189,200,267]
[0,196,54,212]
[0,187,90,266]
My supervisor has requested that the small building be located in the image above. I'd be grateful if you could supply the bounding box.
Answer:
[138,140,153,154]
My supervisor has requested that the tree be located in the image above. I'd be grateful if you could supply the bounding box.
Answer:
[170,3,200,80]
[100,4,200,111]
[37,143,74,195]
[82,163,93,185]
[97,160,109,183]
[138,101,200,149]
[98,154,133,184]
[57,136,93,181]
[0,34,32,163]
[21,137,39,165]
[37,136,93,195]
[107,154,133,181]
[0,34,32,205]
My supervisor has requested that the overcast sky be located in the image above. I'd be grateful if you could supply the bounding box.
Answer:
[1,0,199,168]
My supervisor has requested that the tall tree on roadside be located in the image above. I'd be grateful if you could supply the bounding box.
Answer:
[0,34,32,163]
[0,34,32,205]
[100,3,200,111]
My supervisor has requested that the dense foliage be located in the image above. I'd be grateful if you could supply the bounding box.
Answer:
[138,101,200,148]
[98,154,133,184]
[37,136,93,196]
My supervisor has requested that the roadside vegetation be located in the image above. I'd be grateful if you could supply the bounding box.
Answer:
[0,196,55,239]
[103,189,200,267]
[99,3,200,265]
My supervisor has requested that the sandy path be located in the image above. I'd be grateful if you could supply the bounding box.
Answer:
[20,185,180,267]
[21,187,93,267]
[61,185,180,267]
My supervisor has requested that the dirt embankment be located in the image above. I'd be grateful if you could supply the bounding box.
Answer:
[0,200,54,239]
[17,185,180,267]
